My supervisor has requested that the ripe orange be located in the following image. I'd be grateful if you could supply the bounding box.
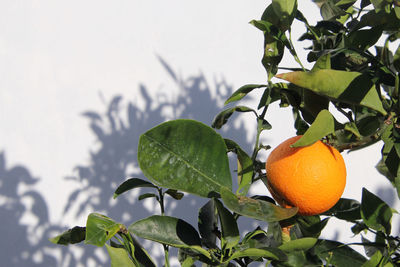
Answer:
[265,136,346,216]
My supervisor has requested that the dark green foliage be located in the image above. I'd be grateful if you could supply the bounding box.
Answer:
[51,1,400,266]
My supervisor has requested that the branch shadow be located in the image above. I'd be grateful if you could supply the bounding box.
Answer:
[63,57,256,265]
[0,152,62,266]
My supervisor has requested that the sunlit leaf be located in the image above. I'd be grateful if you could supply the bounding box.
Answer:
[85,213,123,247]
[138,119,232,198]
[225,248,282,262]
[278,237,318,252]
[106,244,136,267]
[276,70,387,115]
[292,109,335,147]
[220,187,298,222]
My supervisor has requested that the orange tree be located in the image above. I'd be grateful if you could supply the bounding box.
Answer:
[51,0,400,266]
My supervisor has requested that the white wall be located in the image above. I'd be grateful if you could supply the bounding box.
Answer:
[0,1,398,266]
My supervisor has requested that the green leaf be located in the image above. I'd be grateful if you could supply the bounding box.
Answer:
[336,0,357,7]
[292,109,335,147]
[165,189,184,200]
[297,216,329,238]
[214,199,240,250]
[393,45,400,72]
[278,237,318,252]
[226,248,281,262]
[138,119,232,198]
[313,239,367,266]
[370,0,390,13]
[272,0,298,30]
[85,213,123,247]
[220,187,298,222]
[198,199,218,249]
[181,256,196,267]
[212,106,256,129]
[346,27,383,51]
[105,244,136,267]
[224,139,254,196]
[320,0,346,20]
[324,198,361,221]
[361,250,386,267]
[272,0,297,17]
[361,188,393,234]
[224,84,267,105]
[113,178,157,199]
[129,215,207,256]
[311,54,331,71]
[138,193,158,201]
[49,226,86,245]
[276,70,387,115]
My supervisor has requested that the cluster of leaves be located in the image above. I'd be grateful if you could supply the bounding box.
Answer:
[51,0,400,266]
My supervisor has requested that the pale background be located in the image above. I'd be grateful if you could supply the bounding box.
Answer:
[0,1,398,266]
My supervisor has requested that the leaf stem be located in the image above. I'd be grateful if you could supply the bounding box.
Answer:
[288,29,306,71]
[157,188,170,267]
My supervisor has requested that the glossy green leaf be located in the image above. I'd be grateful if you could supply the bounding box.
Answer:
[105,244,136,267]
[113,178,157,199]
[361,188,392,234]
[85,213,123,247]
[220,187,298,222]
[138,119,232,198]
[278,237,317,252]
[313,240,367,266]
[49,226,86,245]
[224,138,253,196]
[212,106,256,129]
[224,84,267,105]
[129,215,207,256]
[292,109,335,147]
[276,70,387,115]
[324,198,361,221]
[214,199,240,250]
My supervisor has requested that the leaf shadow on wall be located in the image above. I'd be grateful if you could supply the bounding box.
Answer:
[62,57,257,265]
[0,153,62,266]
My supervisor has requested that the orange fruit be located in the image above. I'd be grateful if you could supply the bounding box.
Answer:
[265,135,346,216]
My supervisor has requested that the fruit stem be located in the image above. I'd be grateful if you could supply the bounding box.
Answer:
[280,220,293,243]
